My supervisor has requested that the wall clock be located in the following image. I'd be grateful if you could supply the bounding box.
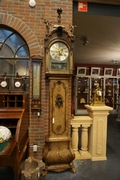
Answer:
[1,81,7,88]
[0,77,9,93]
[14,78,23,92]
[14,81,21,88]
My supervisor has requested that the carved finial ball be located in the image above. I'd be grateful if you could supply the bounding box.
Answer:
[57,8,62,16]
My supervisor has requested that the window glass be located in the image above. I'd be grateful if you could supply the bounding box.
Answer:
[16,46,29,58]
[15,60,30,76]
[6,33,26,53]
[0,59,14,75]
[0,29,13,42]
[0,44,14,58]
[0,43,2,50]
[0,27,30,76]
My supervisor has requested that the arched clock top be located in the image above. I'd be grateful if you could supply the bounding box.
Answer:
[45,27,74,76]
[44,28,74,50]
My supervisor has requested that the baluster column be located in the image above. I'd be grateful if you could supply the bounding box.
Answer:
[71,126,79,153]
[80,125,90,155]
[71,115,92,159]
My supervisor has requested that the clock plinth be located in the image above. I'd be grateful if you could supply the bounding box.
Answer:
[42,137,75,175]
[42,78,76,175]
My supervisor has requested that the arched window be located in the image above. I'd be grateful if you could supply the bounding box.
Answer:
[0,26,30,92]
[0,26,30,76]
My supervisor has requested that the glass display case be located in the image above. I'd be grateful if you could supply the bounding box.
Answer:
[105,78,118,108]
[74,66,120,115]
[75,75,119,115]
[75,76,90,115]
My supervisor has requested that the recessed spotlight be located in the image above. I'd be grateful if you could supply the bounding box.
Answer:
[111,60,118,64]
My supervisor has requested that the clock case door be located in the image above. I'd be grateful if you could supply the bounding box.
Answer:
[49,78,69,137]
[45,29,74,76]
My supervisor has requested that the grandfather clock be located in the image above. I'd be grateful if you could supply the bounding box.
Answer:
[42,9,76,175]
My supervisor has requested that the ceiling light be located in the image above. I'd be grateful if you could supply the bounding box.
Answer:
[83,37,89,46]
[111,60,118,64]
[29,0,36,8]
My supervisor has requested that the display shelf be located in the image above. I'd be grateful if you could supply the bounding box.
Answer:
[31,99,41,116]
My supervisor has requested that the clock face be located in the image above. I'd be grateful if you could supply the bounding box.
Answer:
[15,81,21,88]
[1,81,7,87]
[50,42,69,61]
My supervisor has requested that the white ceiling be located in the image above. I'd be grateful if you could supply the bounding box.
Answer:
[73,2,120,66]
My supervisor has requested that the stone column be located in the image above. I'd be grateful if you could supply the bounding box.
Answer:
[71,115,92,159]
[85,105,113,161]
[79,125,91,157]
[71,126,79,153]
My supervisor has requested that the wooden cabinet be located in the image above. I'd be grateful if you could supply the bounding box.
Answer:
[0,93,29,180]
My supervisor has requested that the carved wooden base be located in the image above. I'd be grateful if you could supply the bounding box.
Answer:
[42,137,76,176]
[42,162,76,176]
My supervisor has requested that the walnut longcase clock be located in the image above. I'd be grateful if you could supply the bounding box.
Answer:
[42,26,76,176]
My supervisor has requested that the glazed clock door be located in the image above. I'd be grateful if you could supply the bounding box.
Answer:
[45,39,73,75]
[49,41,69,73]
[49,78,69,137]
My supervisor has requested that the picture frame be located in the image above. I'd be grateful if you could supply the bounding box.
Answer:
[77,67,86,75]
[104,68,113,76]
[116,68,120,76]
[91,67,100,76]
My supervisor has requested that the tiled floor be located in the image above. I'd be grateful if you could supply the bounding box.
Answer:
[0,114,120,180]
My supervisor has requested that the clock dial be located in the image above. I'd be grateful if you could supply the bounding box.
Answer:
[50,42,69,61]
[1,81,7,87]
[15,81,21,88]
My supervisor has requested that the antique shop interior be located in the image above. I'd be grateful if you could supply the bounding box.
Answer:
[0,0,120,180]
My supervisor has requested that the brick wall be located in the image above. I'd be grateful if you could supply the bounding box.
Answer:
[0,0,73,159]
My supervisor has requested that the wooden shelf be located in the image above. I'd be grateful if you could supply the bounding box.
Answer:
[0,94,29,108]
